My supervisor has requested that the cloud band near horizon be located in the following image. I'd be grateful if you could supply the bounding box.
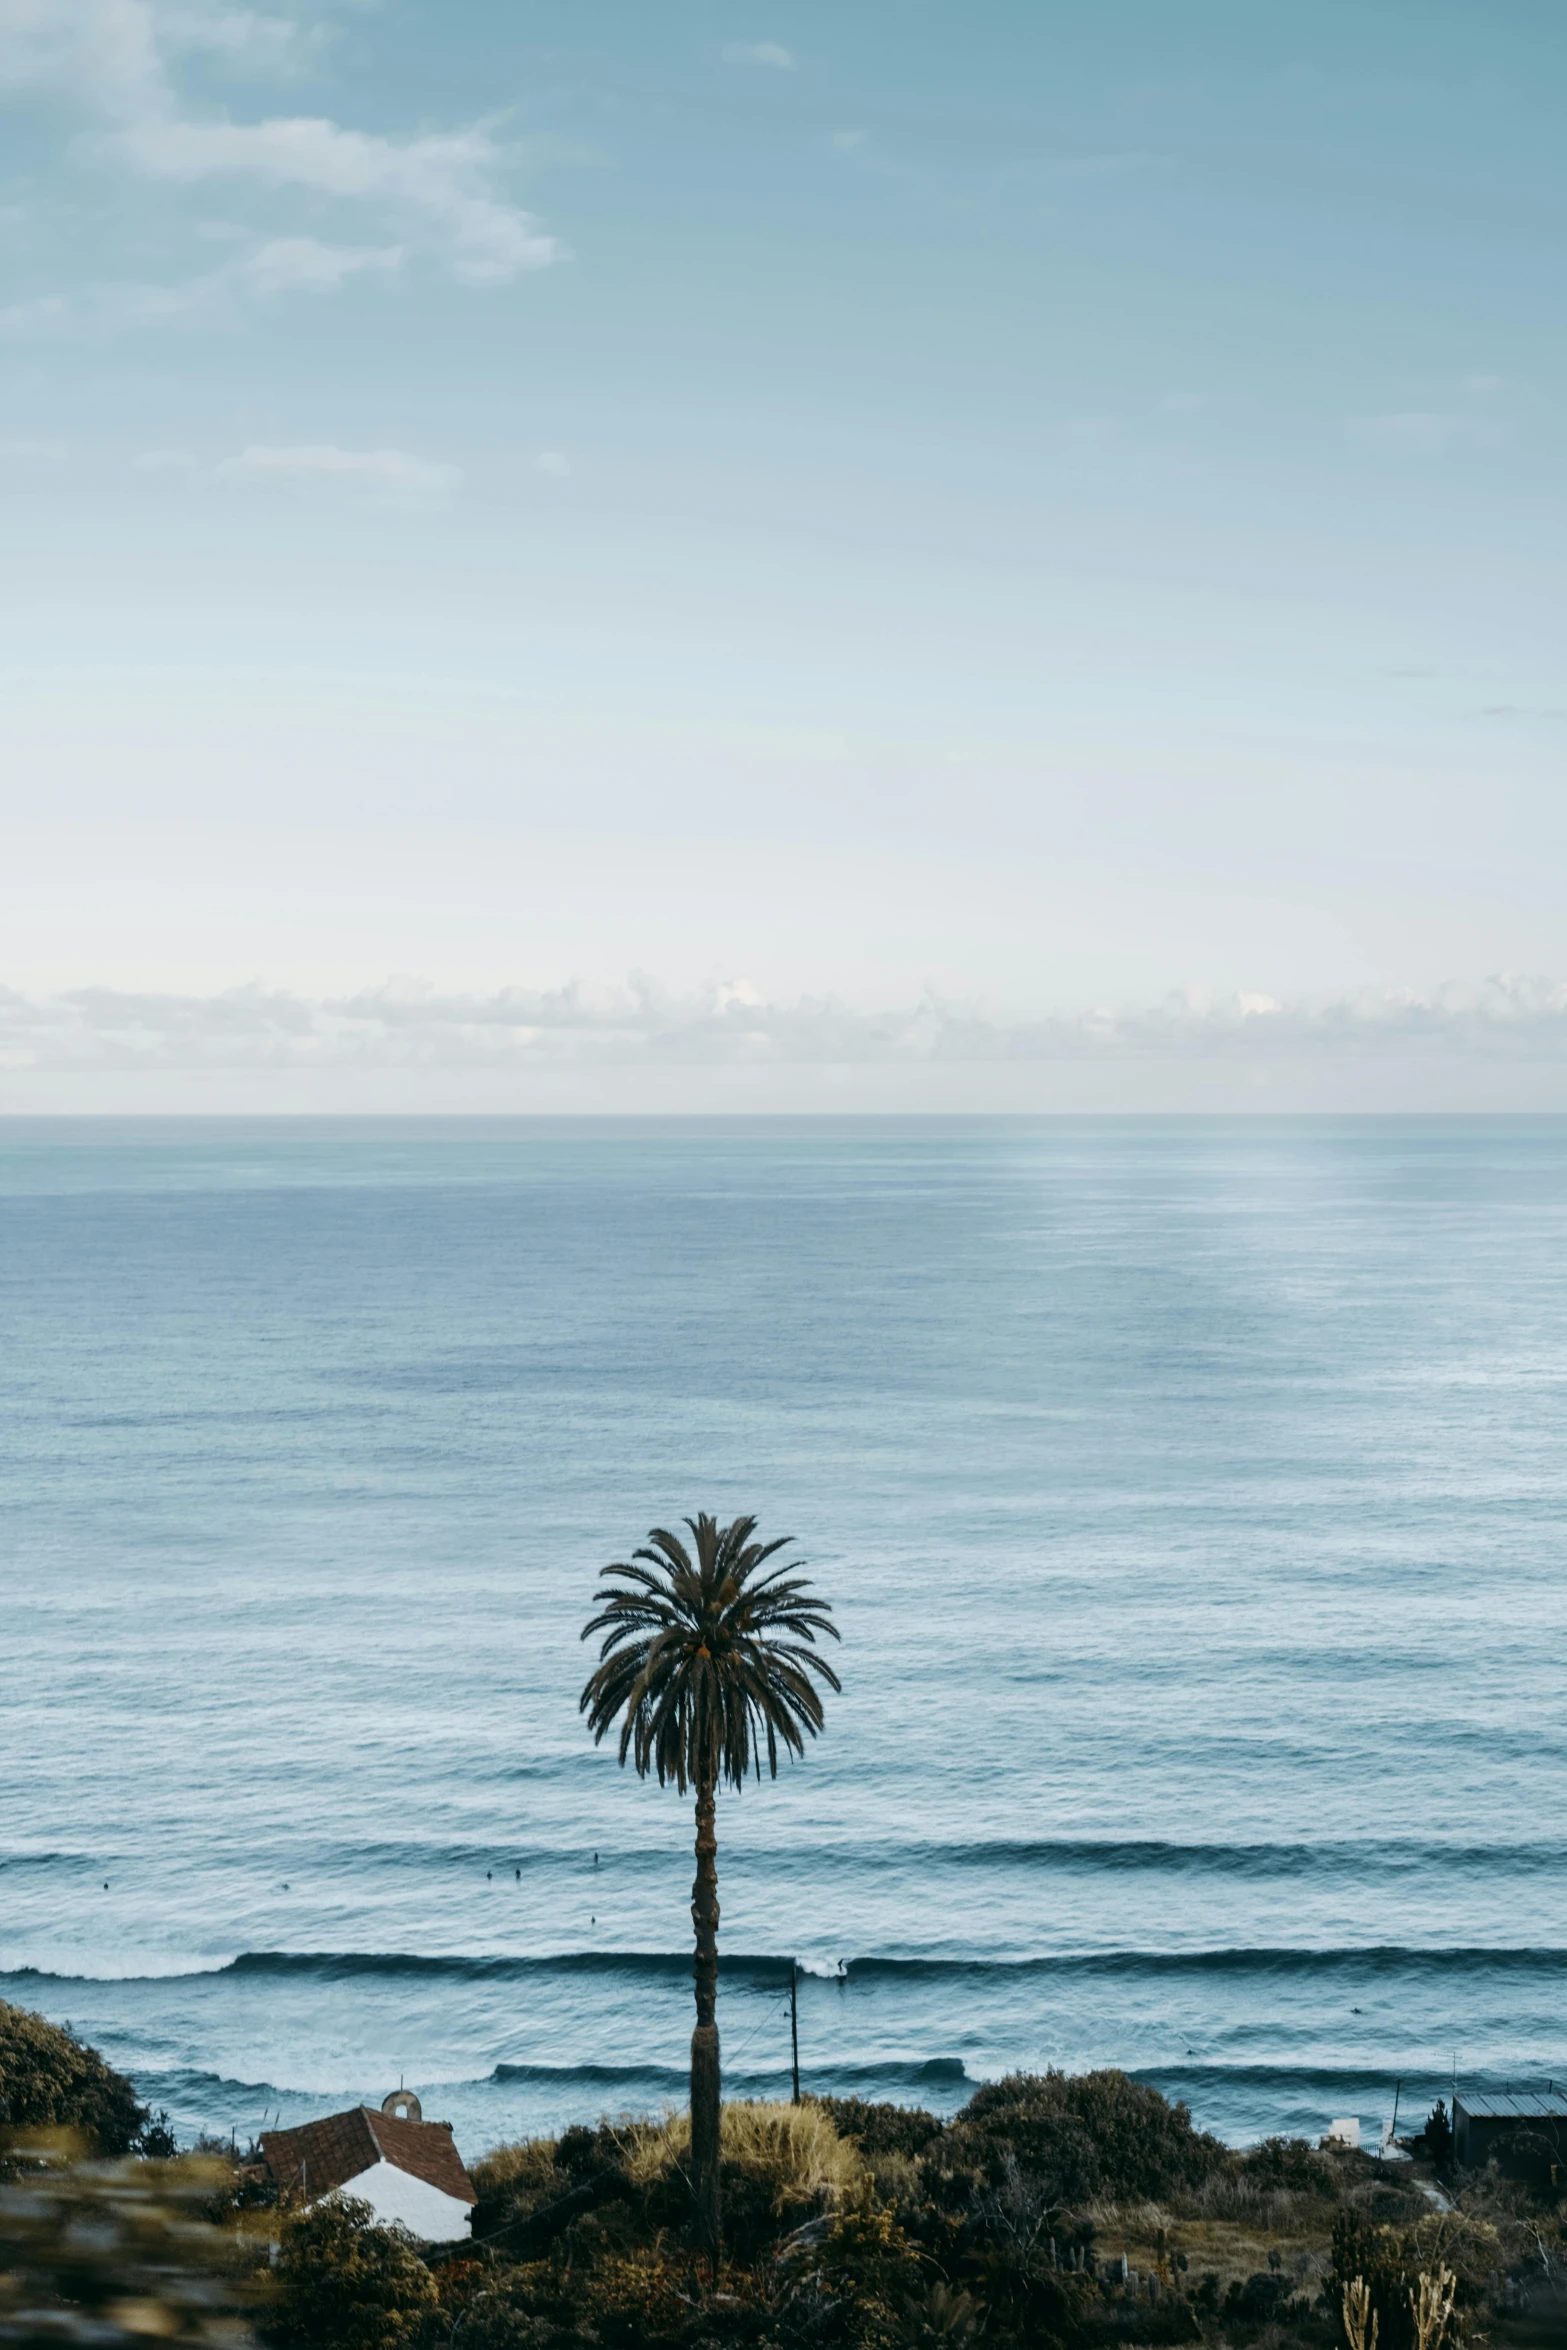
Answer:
[5,975,1567,1076]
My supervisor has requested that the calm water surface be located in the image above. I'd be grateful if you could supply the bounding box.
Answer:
[2,1118,1563,2152]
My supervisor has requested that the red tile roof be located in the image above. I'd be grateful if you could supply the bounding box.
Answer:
[261,2107,476,2207]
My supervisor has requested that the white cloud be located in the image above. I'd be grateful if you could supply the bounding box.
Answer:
[0,0,307,105]
[1352,411,1463,455]
[6,973,1567,1077]
[0,0,168,121]
[216,441,459,491]
[722,39,795,69]
[0,290,73,336]
[239,234,404,294]
[0,0,557,287]
[107,114,558,281]
[160,6,314,71]
[0,273,217,334]
[0,235,407,340]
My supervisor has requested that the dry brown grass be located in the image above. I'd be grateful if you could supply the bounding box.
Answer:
[620,2100,866,2209]
[1084,2202,1332,2292]
[469,2137,560,2203]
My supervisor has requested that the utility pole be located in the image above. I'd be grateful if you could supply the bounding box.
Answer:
[790,1961,800,2105]
[1383,2081,1401,2160]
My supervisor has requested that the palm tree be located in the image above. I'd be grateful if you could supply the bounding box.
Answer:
[579,1512,840,2259]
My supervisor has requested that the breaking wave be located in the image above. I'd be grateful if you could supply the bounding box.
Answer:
[7,1944,1564,1990]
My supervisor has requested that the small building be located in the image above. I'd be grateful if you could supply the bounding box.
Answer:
[1453,2090,1567,2183]
[260,2092,476,2242]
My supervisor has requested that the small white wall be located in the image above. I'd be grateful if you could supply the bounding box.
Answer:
[338,2160,472,2243]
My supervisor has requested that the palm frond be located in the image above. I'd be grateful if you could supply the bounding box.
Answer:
[578,1510,839,1792]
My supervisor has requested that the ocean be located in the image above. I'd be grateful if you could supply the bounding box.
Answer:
[2,1117,1564,2159]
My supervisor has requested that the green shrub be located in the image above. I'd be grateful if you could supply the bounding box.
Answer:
[1224,2270,1300,2328]
[445,2301,565,2350]
[442,2258,584,2350]
[266,2193,440,2350]
[940,2070,1227,2209]
[812,2098,946,2161]
[552,2123,609,2179]
[902,2280,982,2343]
[472,2137,561,2201]
[578,2246,693,2346]
[470,2124,636,2251]
[136,2107,180,2159]
[803,2195,927,2347]
[0,1999,147,2156]
[1329,2209,1498,2350]
[1238,2136,1341,2199]
[471,2136,568,2238]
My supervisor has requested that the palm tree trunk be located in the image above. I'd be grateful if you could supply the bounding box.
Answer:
[689,1776,721,2259]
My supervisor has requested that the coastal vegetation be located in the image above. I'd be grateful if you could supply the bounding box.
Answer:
[0,1995,172,2157]
[179,2080,1567,2349]
[578,1511,841,2256]
[6,2007,1565,2350]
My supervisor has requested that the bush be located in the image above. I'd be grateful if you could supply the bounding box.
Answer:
[785,2195,927,2347]
[472,2137,561,2200]
[1331,2208,1500,2350]
[902,2281,982,2343]
[0,1999,147,2156]
[812,2098,946,2162]
[470,2125,635,2251]
[1224,2270,1298,2326]
[939,2070,1227,2210]
[442,2258,589,2350]
[1238,2135,1341,2199]
[471,2135,568,2238]
[444,2301,564,2350]
[578,2247,693,2346]
[134,2107,180,2160]
[266,2193,440,2350]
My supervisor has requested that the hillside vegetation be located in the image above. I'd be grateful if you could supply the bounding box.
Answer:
[0,1997,154,2155]
[302,2073,1563,2350]
[4,2050,1564,2348]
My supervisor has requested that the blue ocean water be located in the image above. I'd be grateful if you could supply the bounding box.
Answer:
[2,1117,1565,2160]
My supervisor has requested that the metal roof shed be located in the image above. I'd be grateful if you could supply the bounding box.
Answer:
[1452,2090,1567,2182]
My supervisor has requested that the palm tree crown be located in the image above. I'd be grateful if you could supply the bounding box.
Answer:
[579,1512,841,1790]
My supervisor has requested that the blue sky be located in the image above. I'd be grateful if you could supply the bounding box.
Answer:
[2,2,1565,1106]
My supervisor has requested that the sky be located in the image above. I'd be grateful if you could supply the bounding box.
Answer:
[1,0,1565,1109]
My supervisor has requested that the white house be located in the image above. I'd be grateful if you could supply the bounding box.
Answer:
[260,2092,476,2243]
